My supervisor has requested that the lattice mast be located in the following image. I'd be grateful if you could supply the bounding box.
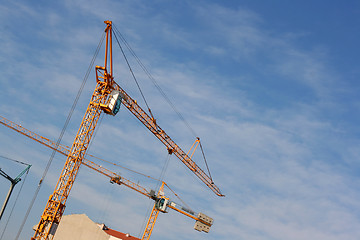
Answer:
[32,21,115,240]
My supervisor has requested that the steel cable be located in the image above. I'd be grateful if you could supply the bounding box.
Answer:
[113,24,197,137]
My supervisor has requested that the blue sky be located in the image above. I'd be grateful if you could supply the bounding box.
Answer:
[1,1,360,240]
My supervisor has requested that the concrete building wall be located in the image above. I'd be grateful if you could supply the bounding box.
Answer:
[109,236,121,240]
[53,214,109,240]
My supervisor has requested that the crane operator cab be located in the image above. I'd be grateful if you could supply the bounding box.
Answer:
[100,90,122,116]
[155,197,169,213]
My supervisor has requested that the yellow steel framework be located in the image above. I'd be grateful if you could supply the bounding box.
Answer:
[141,183,164,240]
[26,19,221,240]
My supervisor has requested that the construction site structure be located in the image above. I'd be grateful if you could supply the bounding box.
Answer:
[7,20,221,240]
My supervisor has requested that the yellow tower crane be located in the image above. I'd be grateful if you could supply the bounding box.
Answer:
[28,20,222,240]
[0,115,213,239]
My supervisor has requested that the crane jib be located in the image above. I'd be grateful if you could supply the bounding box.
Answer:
[115,83,224,197]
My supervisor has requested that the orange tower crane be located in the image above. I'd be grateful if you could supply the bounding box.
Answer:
[32,20,117,240]
[28,20,221,240]
[141,182,213,240]
[0,115,213,239]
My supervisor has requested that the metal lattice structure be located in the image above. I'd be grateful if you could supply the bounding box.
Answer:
[32,21,115,240]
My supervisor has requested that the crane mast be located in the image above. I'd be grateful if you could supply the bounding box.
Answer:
[141,184,165,240]
[32,21,115,240]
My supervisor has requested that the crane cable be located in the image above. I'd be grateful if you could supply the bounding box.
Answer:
[87,154,160,182]
[112,25,214,181]
[158,154,171,185]
[163,182,193,213]
[113,29,154,120]
[0,155,30,166]
[138,152,171,238]
[113,25,197,137]
[15,31,106,240]
[113,27,199,196]
[199,141,213,182]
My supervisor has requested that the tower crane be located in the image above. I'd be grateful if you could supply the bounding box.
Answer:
[15,20,221,240]
[0,115,213,239]
[141,181,213,240]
